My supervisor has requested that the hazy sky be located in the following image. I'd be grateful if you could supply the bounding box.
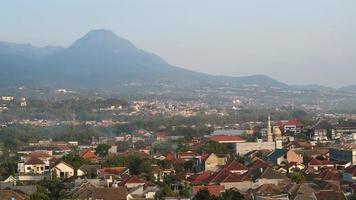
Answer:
[1,0,356,87]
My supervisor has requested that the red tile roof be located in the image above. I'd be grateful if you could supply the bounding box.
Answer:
[345,165,356,176]
[193,185,225,197]
[25,157,45,165]
[91,187,128,200]
[205,169,248,184]
[190,171,215,185]
[26,151,52,158]
[209,135,244,142]
[317,169,340,181]
[314,190,346,200]
[165,152,175,162]
[124,175,145,184]
[285,119,303,126]
[0,190,25,200]
[247,158,271,169]
[97,167,128,175]
[79,149,97,161]
[308,158,334,166]
[224,160,248,172]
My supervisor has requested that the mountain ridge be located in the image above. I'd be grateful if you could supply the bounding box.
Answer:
[0,29,333,91]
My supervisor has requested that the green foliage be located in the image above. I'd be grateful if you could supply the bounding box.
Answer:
[27,185,50,200]
[62,154,90,169]
[193,189,213,200]
[106,155,152,179]
[290,171,305,184]
[201,141,228,154]
[155,184,175,200]
[95,144,111,157]
[220,189,245,200]
[37,179,66,200]
[116,141,130,152]
[179,184,192,197]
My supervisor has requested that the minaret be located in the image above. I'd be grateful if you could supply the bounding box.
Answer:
[267,115,273,142]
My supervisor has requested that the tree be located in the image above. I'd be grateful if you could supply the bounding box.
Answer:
[193,189,212,200]
[116,141,130,152]
[179,184,192,197]
[62,154,89,169]
[220,189,245,200]
[201,141,228,154]
[184,160,195,172]
[290,171,305,184]
[155,184,175,200]
[28,185,50,200]
[95,144,111,157]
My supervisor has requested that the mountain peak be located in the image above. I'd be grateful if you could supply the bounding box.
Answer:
[69,29,136,51]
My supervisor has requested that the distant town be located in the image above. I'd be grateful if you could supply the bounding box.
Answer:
[0,92,355,200]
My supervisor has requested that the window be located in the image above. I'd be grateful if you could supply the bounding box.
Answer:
[27,167,31,170]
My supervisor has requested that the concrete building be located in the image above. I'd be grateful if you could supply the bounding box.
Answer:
[329,142,356,165]
[204,153,228,172]
[236,116,283,155]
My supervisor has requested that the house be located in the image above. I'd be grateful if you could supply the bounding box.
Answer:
[193,185,225,197]
[197,168,253,192]
[275,119,304,134]
[277,162,305,174]
[224,160,248,175]
[0,190,25,200]
[51,160,85,179]
[20,157,46,174]
[266,149,288,166]
[308,158,334,171]
[129,185,160,199]
[329,142,356,165]
[312,190,347,200]
[343,165,356,181]
[256,167,290,186]
[287,141,312,150]
[286,149,304,164]
[287,183,315,200]
[152,164,174,182]
[248,184,289,200]
[83,187,132,200]
[309,120,334,141]
[18,151,54,175]
[204,153,228,172]
[97,167,130,177]
[119,175,146,189]
[209,135,245,144]
[156,131,167,142]
[79,149,97,161]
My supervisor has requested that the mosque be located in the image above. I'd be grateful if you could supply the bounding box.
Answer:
[235,115,283,155]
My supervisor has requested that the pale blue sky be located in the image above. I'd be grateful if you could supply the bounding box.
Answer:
[1,0,356,87]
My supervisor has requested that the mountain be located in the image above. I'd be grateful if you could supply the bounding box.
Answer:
[0,29,286,90]
[291,84,334,91]
[338,85,356,93]
[0,41,63,59]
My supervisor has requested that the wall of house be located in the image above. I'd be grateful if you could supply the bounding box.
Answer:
[205,154,227,171]
[24,164,45,174]
[221,181,253,192]
[236,142,275,155]
[257,178,284,187]
[52,162,76,178]
[329,148,353,164]
[287,150,303,164]
[126,182,145,189]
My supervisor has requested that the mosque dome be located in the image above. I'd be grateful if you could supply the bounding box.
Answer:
[274,127,282,138]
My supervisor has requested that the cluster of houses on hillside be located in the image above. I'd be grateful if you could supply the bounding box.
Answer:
[2,116,356,199]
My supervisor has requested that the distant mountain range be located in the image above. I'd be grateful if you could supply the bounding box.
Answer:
[0,29,353,92]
